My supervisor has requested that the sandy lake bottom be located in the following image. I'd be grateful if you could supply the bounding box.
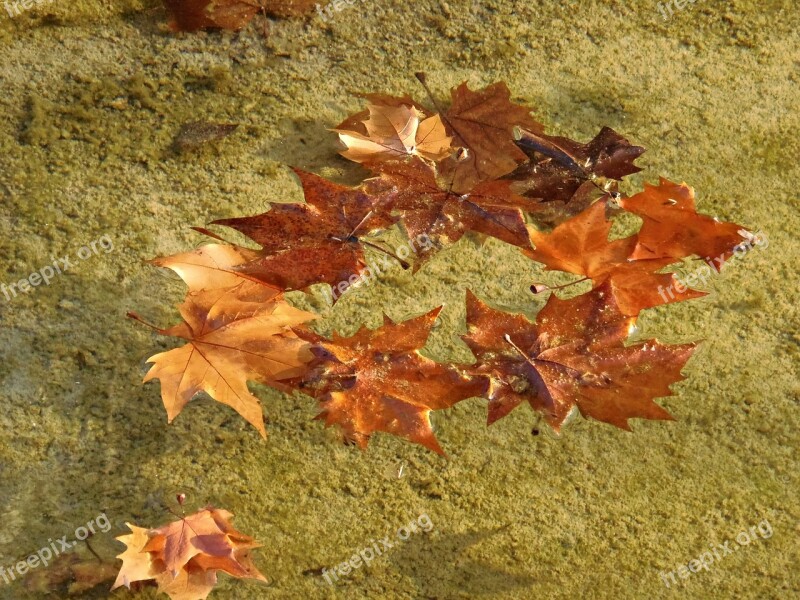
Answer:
[0,1,798,599]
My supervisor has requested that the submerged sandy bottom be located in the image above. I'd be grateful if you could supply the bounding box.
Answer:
[0,1,798,598]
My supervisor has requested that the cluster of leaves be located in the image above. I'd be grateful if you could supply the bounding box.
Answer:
[112,507,266,600]
[163,0,316,31]
[134,77,749,455]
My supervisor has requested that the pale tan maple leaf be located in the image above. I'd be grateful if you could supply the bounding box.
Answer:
[141,282,316,437]
[155,564,218,600]
[112,524,156,590]
[334,104,452,163]
[150,243,269,294]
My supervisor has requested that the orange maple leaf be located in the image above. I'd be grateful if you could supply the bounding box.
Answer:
[113,507,266,600]
[463,284,697,431]
[525,199,705,315]
[619,178,747,269]
[334,103,453,163]
[296,308,487,453]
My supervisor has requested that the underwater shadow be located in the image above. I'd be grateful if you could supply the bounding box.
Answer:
[389,525,537,598]
[259,118,368,186]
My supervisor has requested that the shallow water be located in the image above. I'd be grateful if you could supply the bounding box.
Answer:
[0,1,798,599]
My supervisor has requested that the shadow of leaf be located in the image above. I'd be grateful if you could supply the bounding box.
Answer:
[389,525,537,598]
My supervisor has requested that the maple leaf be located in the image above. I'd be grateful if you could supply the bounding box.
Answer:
[113,508,267,600]
[333,103,453,163]
[113,524,158,589]
[296,307,487,453]
[212,168,397,293]
[150,243,265,294]
[525,199,705,315]
[507,126,644,225]
[436,80,543,193]
[513,126,645,189]
[619,178,747,269]
[135,244,316,436]
[363,158,535,266]
[462,284,696,431]
[143,508,246,576]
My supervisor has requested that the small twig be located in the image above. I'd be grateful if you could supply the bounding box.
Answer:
[126,311,162,331]
[84,536,103,564]
[530,277,590,294]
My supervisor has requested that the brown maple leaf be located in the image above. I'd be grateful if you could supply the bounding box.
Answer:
[134,244,316,436]
[462,283,696,431]
[296,307,487,453]
[435,79,543,193]
[619,178,747,269]
[333,103,453,164]
[113,508,266,600]
[363,158,536,266]
[212,168,397,293]
[525,199,705,315]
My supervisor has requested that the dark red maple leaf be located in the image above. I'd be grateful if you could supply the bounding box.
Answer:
[294,307,487,453]
[508,126,645,225]
[525,199,705,315]
[212,168,396,294]
[619,178,747,270]
[462,284,697,431]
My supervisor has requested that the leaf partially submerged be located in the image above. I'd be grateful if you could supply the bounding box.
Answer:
[619,178,747,269]
[173,121,238,153]
[24,553,117,596]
